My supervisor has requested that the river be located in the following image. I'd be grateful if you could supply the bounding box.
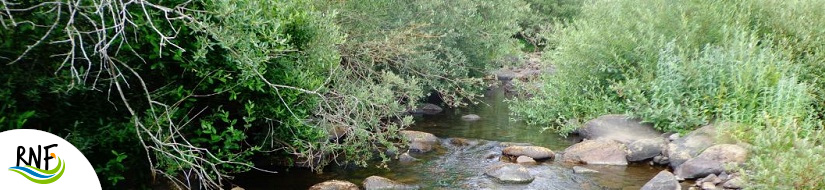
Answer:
[232,86,666,189]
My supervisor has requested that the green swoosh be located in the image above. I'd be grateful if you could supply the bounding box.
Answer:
[23,156,62,174]
[8,158,65,184]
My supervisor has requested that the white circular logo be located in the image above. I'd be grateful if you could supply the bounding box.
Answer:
[0,129,101,189]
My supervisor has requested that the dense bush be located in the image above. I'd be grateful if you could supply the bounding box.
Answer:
[331,0,529,106]
[517,0,582,51]
[1,0,531,188]
[511,0,825,188]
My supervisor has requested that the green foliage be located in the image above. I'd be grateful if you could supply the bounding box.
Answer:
[511,0,825,188]
[332,0,529,106]
[96,151,129,186]
[517,0,582,51]
[2,0,534,188]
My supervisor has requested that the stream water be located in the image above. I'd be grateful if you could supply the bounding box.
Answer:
[233,86,666,189]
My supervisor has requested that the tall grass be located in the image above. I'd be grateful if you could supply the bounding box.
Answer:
[511,0,825,188]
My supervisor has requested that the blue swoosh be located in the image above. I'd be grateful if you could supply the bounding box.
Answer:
[8,166,55,179]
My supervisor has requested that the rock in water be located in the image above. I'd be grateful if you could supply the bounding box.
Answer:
[399,152,418,163]
[362,176,419,190]
[579,114,662,144]
[399,130,438,153]
[449,138,471,146]
[653,155,670,165]
[572,166,599,174]
[561,139,628,165]
[626,138,667,162]
[461,114,481,121]
[309,180,359,190]
[484,163,534,184]
[516,156,536,165]
[641,170,680,190]
[419,103,442,114]
[502,145,555,160]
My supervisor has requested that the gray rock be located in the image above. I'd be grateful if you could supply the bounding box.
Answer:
[484,163,534,184]
[516,156,536,165]
[668,124,721,169]
[641,170,680,190]
[668,133,680,141]
[398,153,418,163]
[572,166,599,174]
[461,114,481,121]
[363,176,419,190]
[701,173,722,184]
[718,171,728,181]
[309,180,359,190]
[400,130,438,153]
[494,70,517,80]
[579,114,662,144]
[675,157,724,179]
[721,175,743,189]
[561,139,628,165]
[696,144,748,165]
[653,155,670,165]
[626,138,667,162]
[701,181,719,190]
[502,145,555,160]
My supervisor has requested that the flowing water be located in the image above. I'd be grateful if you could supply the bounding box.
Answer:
[233,86,666,189]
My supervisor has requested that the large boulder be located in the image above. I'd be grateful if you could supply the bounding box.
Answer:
[668,123,738,169]
[641,171,680,190]
[561,139,628,165]
[362,176,419,190]
[626,138,667,162]
[695,144,748,165]
[579,114,662,144]
[502,146,555,160]
[400,130,438,153]
[484,163,534,184]
[674,157,724,179]
[309,180,359,190]
[675,143,748,179]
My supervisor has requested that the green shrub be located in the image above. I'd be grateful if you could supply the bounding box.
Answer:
[2,0,534,188]
[518,0,582,51]
[332,0,529,106]
[511,0,825,188]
